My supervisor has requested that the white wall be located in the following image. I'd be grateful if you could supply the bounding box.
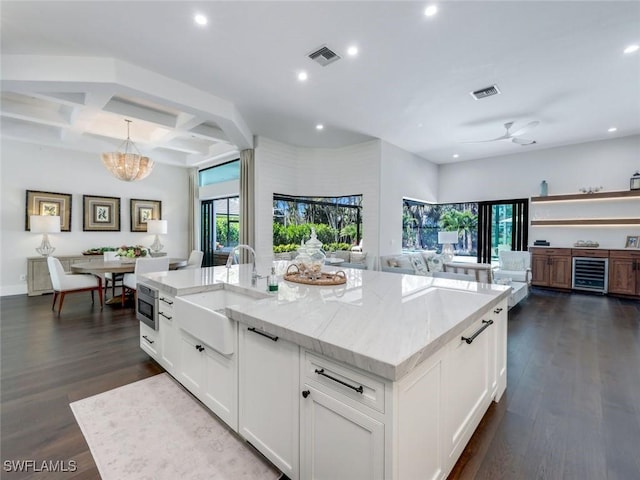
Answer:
[438,135,640,249]
[0,139,189,295]
[379,141,439,256]
[254,137,381,268]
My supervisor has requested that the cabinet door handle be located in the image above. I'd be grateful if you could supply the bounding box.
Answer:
[314,368,364,394]
[247,327,278,342]
[493,307,503,314]
[302,390,310,398]
[159,311,172,320]
[461,320,493,345]
[142,335,154,345]
[159,297,174,305]
[195,344,204,352]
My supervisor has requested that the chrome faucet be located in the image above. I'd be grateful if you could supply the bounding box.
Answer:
[226,244,260,284]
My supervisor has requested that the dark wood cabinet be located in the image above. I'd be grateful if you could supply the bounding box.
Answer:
[530,248,572,290]
[608,250,640,297]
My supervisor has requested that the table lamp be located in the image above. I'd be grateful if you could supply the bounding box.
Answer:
[30,215,61,256]
[438,231,458,262]
[147,219,167,255]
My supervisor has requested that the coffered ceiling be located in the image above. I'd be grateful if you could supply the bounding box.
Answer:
[1,1,639,167]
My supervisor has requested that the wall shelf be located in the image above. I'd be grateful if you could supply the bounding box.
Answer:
[531,219,640,226]
[531,190,640,203]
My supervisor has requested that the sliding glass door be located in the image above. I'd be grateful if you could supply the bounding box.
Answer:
[477,199,529,264]
[201,196,239,267]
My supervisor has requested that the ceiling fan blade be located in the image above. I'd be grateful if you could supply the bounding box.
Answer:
[512,137,536,145]
[510,120,540,138]
[462,134,511,143]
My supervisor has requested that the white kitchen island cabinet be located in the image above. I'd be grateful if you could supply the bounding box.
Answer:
[140,265,511,480]
[239,325,300,480]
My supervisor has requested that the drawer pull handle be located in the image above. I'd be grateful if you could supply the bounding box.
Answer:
[195,344,204,352]
[461,320,493,345]
[314,368,364,394]
[160,297,174,305]
[247,327,278,342]
[493,307,503,314]
[159,312,172,320]
[142,335,154,345]
[302,390,310,398]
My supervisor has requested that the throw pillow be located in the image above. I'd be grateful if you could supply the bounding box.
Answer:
[409,253,429,275]
[423,253,444,273]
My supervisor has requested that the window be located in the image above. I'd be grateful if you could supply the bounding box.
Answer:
[402,199,478,257]
[273,194,362,252]
[198,160,240,187]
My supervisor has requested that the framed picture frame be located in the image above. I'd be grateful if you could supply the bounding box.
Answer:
[130,198,162,232]
[83,195,121,232]
[624,235,639,249]
[25,190,72,231]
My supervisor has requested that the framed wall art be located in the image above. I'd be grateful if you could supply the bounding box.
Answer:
[83,195,121,232]
[25,190,72,231]
[130,198,162,232]
[624,235,639,249]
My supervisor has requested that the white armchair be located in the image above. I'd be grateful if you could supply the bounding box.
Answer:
[182,250,204,269]
[494,250,531,285]
[47,256,103,316]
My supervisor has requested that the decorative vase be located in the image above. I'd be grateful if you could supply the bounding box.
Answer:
[540,180,548,197]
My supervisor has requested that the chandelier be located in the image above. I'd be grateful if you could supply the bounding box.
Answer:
[101,119,154,181]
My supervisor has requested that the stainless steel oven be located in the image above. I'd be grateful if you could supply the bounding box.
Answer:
[136,283,159,330]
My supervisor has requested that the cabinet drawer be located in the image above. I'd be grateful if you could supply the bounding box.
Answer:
[571,249,608,258]
[303,351,385,414]
[158,294,175,320]
[158,294,175,311]
[610,249,640,260]
[140,322,159,357]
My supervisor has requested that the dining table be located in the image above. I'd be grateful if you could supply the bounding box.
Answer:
[71,257,187,304]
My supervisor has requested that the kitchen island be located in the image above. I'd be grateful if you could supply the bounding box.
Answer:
[141,264,510,480]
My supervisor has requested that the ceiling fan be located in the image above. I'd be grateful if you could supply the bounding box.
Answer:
[464,120,539,146]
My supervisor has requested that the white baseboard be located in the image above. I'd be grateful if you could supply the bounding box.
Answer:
[0,285,28,297]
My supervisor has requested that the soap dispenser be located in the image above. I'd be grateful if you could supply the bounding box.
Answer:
[268,266,278,292]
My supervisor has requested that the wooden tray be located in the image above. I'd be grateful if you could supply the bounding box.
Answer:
[284,264,347,286]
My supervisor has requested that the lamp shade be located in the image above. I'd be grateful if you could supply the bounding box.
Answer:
[146,219,167,234]
[30,215,61,233]
[438,231,458,244]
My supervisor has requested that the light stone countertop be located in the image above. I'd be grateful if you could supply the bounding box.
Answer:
[141,264,511,381]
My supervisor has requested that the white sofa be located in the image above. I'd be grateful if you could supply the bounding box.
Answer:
[493,250,531,284]
[380,251,445,276]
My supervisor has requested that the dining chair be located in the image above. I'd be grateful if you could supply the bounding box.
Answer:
[103,251,123,297]
[47,256,103,316]
[182,250,204,269]
[121,257,170,306]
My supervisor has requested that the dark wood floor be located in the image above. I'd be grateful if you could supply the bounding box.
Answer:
[1,289,638,479]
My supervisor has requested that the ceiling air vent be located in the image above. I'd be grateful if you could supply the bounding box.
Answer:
[308,45,341,67]
[470,85,501,100]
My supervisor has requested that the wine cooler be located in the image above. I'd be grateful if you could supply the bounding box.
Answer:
[572,257,608,294]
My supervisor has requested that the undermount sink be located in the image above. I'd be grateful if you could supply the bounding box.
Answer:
[174,287,268,355]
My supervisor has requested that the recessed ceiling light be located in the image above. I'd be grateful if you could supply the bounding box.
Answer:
[347,46,359,56]
[608,127,617,132]
[316,124,324,130]
[623,44,639,54]
[298,71,308,82]
[452,154,459,159]
[194,14,208,26]
[424,5,438,17]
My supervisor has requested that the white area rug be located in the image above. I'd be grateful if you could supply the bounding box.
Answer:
[70,373,280,480]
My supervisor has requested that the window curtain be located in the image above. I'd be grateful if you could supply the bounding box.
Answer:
[239,149,255,263]
[477,198,529,264]
[188,167,199,253]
